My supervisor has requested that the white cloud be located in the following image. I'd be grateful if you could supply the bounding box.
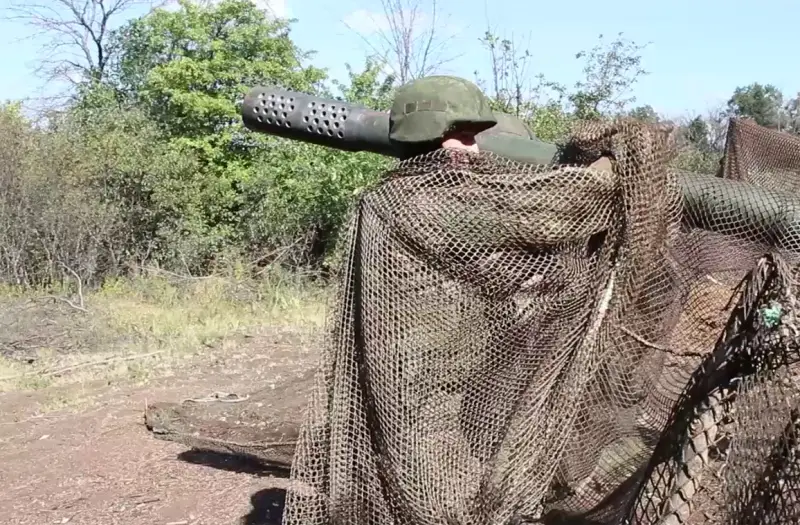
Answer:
[380,61,396,76]
[341,7,463,80]
[341,9,390,35]
[161,0,289,18]
[256,0,288,18]
[341,7,461,40]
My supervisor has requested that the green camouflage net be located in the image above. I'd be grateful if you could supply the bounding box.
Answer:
[280,119,800,525]
[625,255,800,525]
[722,117,800,193]
[140,114,800,525]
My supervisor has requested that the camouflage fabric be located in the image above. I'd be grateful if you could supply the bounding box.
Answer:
[388,76,497,146]
[481,112,560,165]
[281,115,800,525]
[488,112,536,139]
[476,132,560,166]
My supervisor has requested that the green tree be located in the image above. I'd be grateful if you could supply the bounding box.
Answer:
[569,33,649,120]
[727,83,784,129]
[527,102,573,143]
[671,114,723,174]
[627,105,660,123]
[685,116,711,152]
[332,57,396,110]
[0,90,203,285]
[99,0,327,266]
[88,0,393,271]
[112,0,325,138]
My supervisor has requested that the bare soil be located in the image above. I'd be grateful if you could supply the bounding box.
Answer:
[0,329,317,525]
[0,277,742,525]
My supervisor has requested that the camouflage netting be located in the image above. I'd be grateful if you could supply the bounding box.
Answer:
[626,255,800,525]
[715,258,800,525]
[721,117,800,193]
[280,119,800,525]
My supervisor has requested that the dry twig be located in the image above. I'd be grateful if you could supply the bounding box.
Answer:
[619,325,707,358]
[0,350,165,382]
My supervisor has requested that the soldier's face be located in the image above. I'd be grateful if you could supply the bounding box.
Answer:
[442,131,478,152]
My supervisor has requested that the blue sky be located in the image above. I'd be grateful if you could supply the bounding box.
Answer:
[1,0,798,119]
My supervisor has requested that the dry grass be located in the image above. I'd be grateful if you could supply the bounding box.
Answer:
[0,269,329,394]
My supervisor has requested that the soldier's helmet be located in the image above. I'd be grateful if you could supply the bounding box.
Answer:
[389,75,497,148]
[488,111,536,139]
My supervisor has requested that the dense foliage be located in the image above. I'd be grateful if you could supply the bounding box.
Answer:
[0,0,791,287]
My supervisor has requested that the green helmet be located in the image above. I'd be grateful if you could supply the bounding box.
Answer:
[389,76,497,146]
[484,112,536,139]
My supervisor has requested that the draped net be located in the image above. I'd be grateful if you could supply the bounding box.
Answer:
[282,119,800,525]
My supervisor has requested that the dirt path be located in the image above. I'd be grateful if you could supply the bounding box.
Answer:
[0,330,317,525]
[0,277,740,525]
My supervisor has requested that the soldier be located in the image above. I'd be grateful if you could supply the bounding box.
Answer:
[388,75,562,167]
[388,75,498,158]
[387,75,537,463]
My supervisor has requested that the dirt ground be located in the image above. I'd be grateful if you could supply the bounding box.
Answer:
[0,329,317,525]
[0,275,741,525]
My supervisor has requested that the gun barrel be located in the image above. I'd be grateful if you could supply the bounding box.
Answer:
[242,86,395,156]
[242,85,800,254]
[242,85,561,165]
[678,172,800,253]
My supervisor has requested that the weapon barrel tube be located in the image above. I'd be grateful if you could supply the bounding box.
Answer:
[242,86,394,156]
[242,85,800,250]
[242,86,559,165]
[678,173,800,251]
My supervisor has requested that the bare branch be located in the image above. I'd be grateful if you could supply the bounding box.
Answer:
[42,294,88,313]
[476,25,542,118]
[0,350,165,382]
[59,261,86,310]
[342,0,460,85]
[2,0,161,91]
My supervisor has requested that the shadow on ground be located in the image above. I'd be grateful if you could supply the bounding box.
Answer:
[177,449,291,477]
[241,488,287,525]
[176,450,290,524]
